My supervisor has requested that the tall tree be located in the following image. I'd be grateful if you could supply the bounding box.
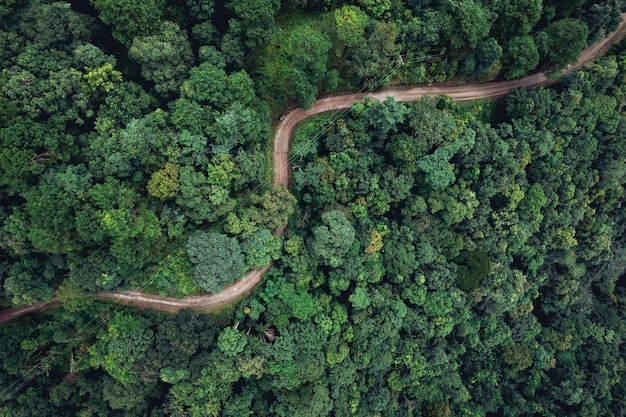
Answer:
[544,19,589,74]
[310,210,356,267]
[187,232,246,293]
[90,0,166,46]
[129,21,193,97]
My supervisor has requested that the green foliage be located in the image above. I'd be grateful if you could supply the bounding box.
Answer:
[128,21,193,97]
[450,0,493,49]
[90,0,165,46]
[310,210,356,267]
[262,21,335,110]
[365,96,408,137]
[423,291,453,317]
[2,2,626,417]
[227,0,281,48]
[159,366,190,384]
[147,162,181,200]
[82,63,122,94]
[3,257,57,305]
[251,186,297,232]
[519,183,547,214]
[89,312,154,385]
[348,286,371,310]
[455,251,491,291]
[545,18,590,74]
[187,232,245,293]
[186,0,215,21]
[348,21,400,87]
[241,229,281,270]
[502,36,540,79]
[334,5,369,48]
[217,327,248,357]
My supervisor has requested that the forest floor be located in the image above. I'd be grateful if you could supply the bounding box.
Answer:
[2,13,625,324]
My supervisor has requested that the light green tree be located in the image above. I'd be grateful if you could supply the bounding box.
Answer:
[147,162,181,200]
[334,5,369,48]
[217,326,248,357]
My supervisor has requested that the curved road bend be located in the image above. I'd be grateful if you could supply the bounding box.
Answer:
[2,14,625,324]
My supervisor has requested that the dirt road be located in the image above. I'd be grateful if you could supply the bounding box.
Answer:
[96,265,271,314]
[2,15,625,323]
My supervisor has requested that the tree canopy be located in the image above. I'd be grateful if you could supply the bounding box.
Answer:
[1,1,626,416]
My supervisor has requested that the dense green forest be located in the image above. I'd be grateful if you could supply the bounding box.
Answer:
[2,0,626,416]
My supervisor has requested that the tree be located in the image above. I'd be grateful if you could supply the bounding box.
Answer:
[492,0,542,39]
[365,97,408,138]
[417,128,475,189]
[19,2,94,55]
[221,31,246,68]
[310,210,356,267]
[582,0,622,43]
[89,312,154,385]
[472,37,502,77]
[423,291,453,317]
[3,67,91,123]
[349,287,371,310]
[187,232,245,293]
[417,151,456,190]
[211,102,268,152]
[4,184,82,255]
[288,25,332,81]
[185,0,215,21]
[90,0,165,46]
[334,5,369,48]
[386,133,427,173]
[455,251,491,291]
[227,0,280,48]
[176,166,215,222]
[128,21,193,97]
[502,36,539,79]
[348,21,400,88]
[147,162,181,200]
[358,0,391,19]
[285,25,333,109]
[0,146,45,196]
[290,69,317,110]
[545,19,589,74]
[450,0,493,49]
[96,81,155,131]
[102,377,154,412]
[3,257,57,305]
[180,63,258,111]
[82,62,122,94]
[217,326,248,357]
[241,229,280,269]
[250,186,297,232]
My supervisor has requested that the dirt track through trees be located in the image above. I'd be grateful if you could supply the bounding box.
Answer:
[2,14,625,324]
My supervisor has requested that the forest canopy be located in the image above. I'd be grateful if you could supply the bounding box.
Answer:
[2,0,626,416]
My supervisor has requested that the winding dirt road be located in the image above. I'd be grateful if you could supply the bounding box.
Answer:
[1,15,625,324]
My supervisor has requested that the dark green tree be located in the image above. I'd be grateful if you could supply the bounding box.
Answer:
[90,0,165,46]
[502,36,540,79]
[545,19,589,74]
[187,232,245,293]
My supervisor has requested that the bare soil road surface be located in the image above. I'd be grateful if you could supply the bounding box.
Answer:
[2,15,625,324]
